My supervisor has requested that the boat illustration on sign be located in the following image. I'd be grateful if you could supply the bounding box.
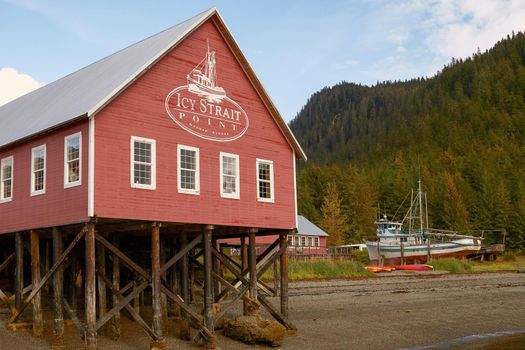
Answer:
[187,45,226,103]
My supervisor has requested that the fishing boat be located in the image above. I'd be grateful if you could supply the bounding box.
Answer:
[366,180,482,266]
[187,44,226,103]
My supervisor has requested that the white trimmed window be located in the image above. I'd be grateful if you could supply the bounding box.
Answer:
[31,145,46,196]
[131,136,156,190]
[178,145,200,195]
[300,236,306,247]
[1,156,13,202]
[64,132,82,188]
[314,237,320,248]
[256,159,274,202]
[220,152,239,199]
[308,237,313,248]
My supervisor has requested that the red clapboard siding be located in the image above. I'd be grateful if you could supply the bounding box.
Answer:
[0,121,89,234]
[94,19,296,229]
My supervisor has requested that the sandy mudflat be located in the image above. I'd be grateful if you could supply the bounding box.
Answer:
[1,271,524,349]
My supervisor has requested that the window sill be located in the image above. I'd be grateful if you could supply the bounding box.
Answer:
[64,181,81,189]
[31,190,46,197]
[178,189,200,195]
[131,183,156,190]
[0,198,12,203]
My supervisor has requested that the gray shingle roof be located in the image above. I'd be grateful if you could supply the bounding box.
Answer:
[296,215,328,236]
[0,8,215,148]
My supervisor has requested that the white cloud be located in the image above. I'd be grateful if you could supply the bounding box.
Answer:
[0,67,43,106]
[423,0,525,60]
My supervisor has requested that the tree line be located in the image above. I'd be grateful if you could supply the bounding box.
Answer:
[290,32,525,250]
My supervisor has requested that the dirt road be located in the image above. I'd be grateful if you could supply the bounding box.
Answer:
[1,271,524,349]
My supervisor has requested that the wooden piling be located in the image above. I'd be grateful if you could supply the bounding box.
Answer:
[279,234,288,318]
[160,236,169,335]
[111,235,121,339]
[240,236,248,315]
[85,222,97,350]
[52,228,66,349]
[30,230,43,337]
[203,225,214,333]
[179,231,191,340]
[212,239,220,298]
[248,229,258,301]
[150,223,167,350]
[15,232,24,311]
[96,241,107,335]
[69,248,78,310]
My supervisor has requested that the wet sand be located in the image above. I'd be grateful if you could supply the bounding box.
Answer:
[1,271,524,349]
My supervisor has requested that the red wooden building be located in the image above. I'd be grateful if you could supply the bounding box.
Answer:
[0,8,305,349]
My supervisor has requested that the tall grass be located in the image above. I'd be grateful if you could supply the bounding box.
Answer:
[429,258,473,272]
[288,259,373,279]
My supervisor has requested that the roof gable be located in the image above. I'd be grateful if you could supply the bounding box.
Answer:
[0,8,305,158]
[297,215,328,236]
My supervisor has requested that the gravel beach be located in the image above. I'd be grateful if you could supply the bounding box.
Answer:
[1,271,524,349]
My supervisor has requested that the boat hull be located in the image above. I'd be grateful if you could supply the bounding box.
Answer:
[365,240,481,266]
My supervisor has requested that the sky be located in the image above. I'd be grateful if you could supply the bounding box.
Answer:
[1,0,525,121]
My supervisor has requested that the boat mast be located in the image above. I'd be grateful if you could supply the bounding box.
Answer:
[418,179,424,234]
[409,189,413,234]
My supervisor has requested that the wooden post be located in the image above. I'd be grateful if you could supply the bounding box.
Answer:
[160,235,169,335]
[273,258,279,297]
[52,228,65,349]
[248,229,258,301]
[30,230,43,337]
[240,236,248,315]
[14,232,24,311]
[96,241,107,335]
[133,274,140,314]
[85,222,97,350]
[212,239,220,297]
[111,235,121,339]
[280,234,289,318]
[69,248,78,310]
[179,231,190,340]
[150,223,167,350]
[203,225,215,338]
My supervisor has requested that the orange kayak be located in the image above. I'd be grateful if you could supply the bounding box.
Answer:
[366,266,396,273]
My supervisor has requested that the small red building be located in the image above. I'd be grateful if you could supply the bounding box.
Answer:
[0,8,305,349]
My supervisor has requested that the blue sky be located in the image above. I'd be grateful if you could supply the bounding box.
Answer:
[1,0,525,121]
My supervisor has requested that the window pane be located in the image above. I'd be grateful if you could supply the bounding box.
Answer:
[34,170,44,191]
[134,163,151,185]
[258,163,270,180]
[134,142,151,163]
[2,163,11,180]
[223,175,236,194]
[3,179,11,198]
[67,137,80,161]
[180,149,195,170]
[181,169,195,189]
[33,150,45,171]
[68,159,80,182]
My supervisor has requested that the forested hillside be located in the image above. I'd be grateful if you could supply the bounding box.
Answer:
[289,32,525,249]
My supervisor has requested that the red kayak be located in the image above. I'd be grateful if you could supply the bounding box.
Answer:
[392,264,433,271]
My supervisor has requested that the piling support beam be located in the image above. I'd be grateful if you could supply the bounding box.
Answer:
[179,231,191,340]
[150,222,167,350]
[240,236,248,315]
[202,224,216,347]
[30,230,44,337]
[96,241,107,335]
[52,228,66,349]
[14,232,24,311]
[248,229,258,302]
[279,234,289,318]
[111,235,121,339]
[160,235,169,335]
[85,222,97,350]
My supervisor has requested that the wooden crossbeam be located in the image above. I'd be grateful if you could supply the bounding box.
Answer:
[0,252,14,273]
[258,294,296,330]
[8,227,87,324]
[213,284,250,323]
[95,234,150,281]
[0,289,15,314]
[160,235,201,274]
[95,272,149,335]
[257,243,286,279]
[214,239,279,302]
[63,298,86,338]
[102,273,158,340]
